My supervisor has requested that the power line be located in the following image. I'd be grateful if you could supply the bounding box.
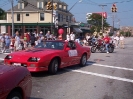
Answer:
[0,0,9,8]
[102,0,133,4]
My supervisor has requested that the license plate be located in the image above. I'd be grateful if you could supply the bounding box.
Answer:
[13,63,21,66]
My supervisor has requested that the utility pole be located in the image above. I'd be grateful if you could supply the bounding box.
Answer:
[9,0,14,36]
[118,19,120,29]
[67,0,82,33]
[99,5,107,34]
[51,0,53,34]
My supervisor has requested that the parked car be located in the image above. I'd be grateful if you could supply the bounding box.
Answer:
[4,40,91,74]
[0,64,32,99]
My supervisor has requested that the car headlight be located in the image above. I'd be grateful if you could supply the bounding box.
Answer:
[5,55,12,60]
[28,57,40,62]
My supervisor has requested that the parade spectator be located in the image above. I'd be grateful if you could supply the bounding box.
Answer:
[45,31,51,39]
[119,34,125,49]
[14,31,20,51]
[85,33,90,41]
[75,36,80,44]
[70,32,75,41]
[23,33,28,49]
[0,33,6,53]
[26,32,31,47]
[30,34,36,47]
[83,38,87,45]
[4,33,11,53]
[66,32,70,41]
[33,30,38,38]
[10,37,15,53]
[114,34,119,48]
[58,34,62,40]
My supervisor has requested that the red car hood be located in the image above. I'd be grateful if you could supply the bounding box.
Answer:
[9,48,61,62]
[0,65,15,76]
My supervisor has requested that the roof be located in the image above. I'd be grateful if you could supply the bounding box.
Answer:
[7,0,68,12]
[7,0,40,12]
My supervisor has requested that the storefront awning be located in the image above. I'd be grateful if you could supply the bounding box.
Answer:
[73,28,83,33]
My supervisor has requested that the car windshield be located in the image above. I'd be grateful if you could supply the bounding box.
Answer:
[35,41,65,50]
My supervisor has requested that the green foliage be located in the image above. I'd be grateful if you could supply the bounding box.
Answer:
[90,26,95,33]
[87,13,110,33]
[0,8,6,20]
[120,31,132,37]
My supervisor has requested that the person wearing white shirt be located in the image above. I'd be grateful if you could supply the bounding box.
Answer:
[66,32,70,41]
[70,32,75,41]
[119,34,125,49]
[114,35,119,48]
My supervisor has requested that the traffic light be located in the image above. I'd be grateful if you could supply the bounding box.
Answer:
[112,7,117,12]
[111,3,117,12]
[53,4,57,10]
[46,1,53,10]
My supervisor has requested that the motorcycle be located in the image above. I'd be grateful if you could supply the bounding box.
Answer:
[91,40,115,53]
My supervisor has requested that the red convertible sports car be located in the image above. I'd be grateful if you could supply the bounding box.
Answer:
[4,40,91,74]
[0,64,32,99]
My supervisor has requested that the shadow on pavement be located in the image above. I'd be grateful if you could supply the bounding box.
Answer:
[31,61,96,77]
[30,97,43,99]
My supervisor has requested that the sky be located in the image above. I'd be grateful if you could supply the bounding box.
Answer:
[0,0,133,28]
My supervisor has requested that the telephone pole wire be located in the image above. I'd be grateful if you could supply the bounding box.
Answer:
[99,4,107,33]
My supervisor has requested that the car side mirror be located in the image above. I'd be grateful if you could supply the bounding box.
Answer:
[65,47,70,51]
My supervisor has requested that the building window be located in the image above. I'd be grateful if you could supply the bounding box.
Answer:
[20,3,22,9]
[63,6,66,10]
[17,14,20,21]
[40,13,44,21]
[39,2,42,8]
[59,5,62,9]
[60,14,63,22]
[66,16,68,22]
[26,13,29,16]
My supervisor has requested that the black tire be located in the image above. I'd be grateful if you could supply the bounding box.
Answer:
[91,46,96,53]
[7,91,22,99]
[79,54,87,67]
[48,58,59,74]
[108,47,114,53]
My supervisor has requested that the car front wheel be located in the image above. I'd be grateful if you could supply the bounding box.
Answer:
[7,91,22,99]
[79,54,87,67]
[48,58,59,74]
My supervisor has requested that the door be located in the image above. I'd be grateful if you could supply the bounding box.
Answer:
[66,41,79,65]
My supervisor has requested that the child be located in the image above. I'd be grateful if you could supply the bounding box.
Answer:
[10,37,15,53]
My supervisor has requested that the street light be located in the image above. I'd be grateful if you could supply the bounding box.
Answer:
[68,0,82,11]
[67,0,82,33]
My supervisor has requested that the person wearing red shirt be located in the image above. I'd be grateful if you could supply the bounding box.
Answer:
[103,35,110,53]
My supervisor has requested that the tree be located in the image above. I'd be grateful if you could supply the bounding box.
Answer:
[87,13,110,33]
[0,8,6,20]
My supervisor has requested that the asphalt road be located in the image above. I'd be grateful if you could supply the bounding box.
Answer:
[0,38,133,99]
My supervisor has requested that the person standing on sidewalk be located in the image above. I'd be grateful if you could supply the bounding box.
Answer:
[0,33,5,53]
[70,32,75,41]
[66,32,70,41]
[114,34,120,48]
[4,33,11,53]
[14,31,21,51]
[119,34,125,49]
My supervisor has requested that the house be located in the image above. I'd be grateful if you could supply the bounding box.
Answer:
[0,0,76,38]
